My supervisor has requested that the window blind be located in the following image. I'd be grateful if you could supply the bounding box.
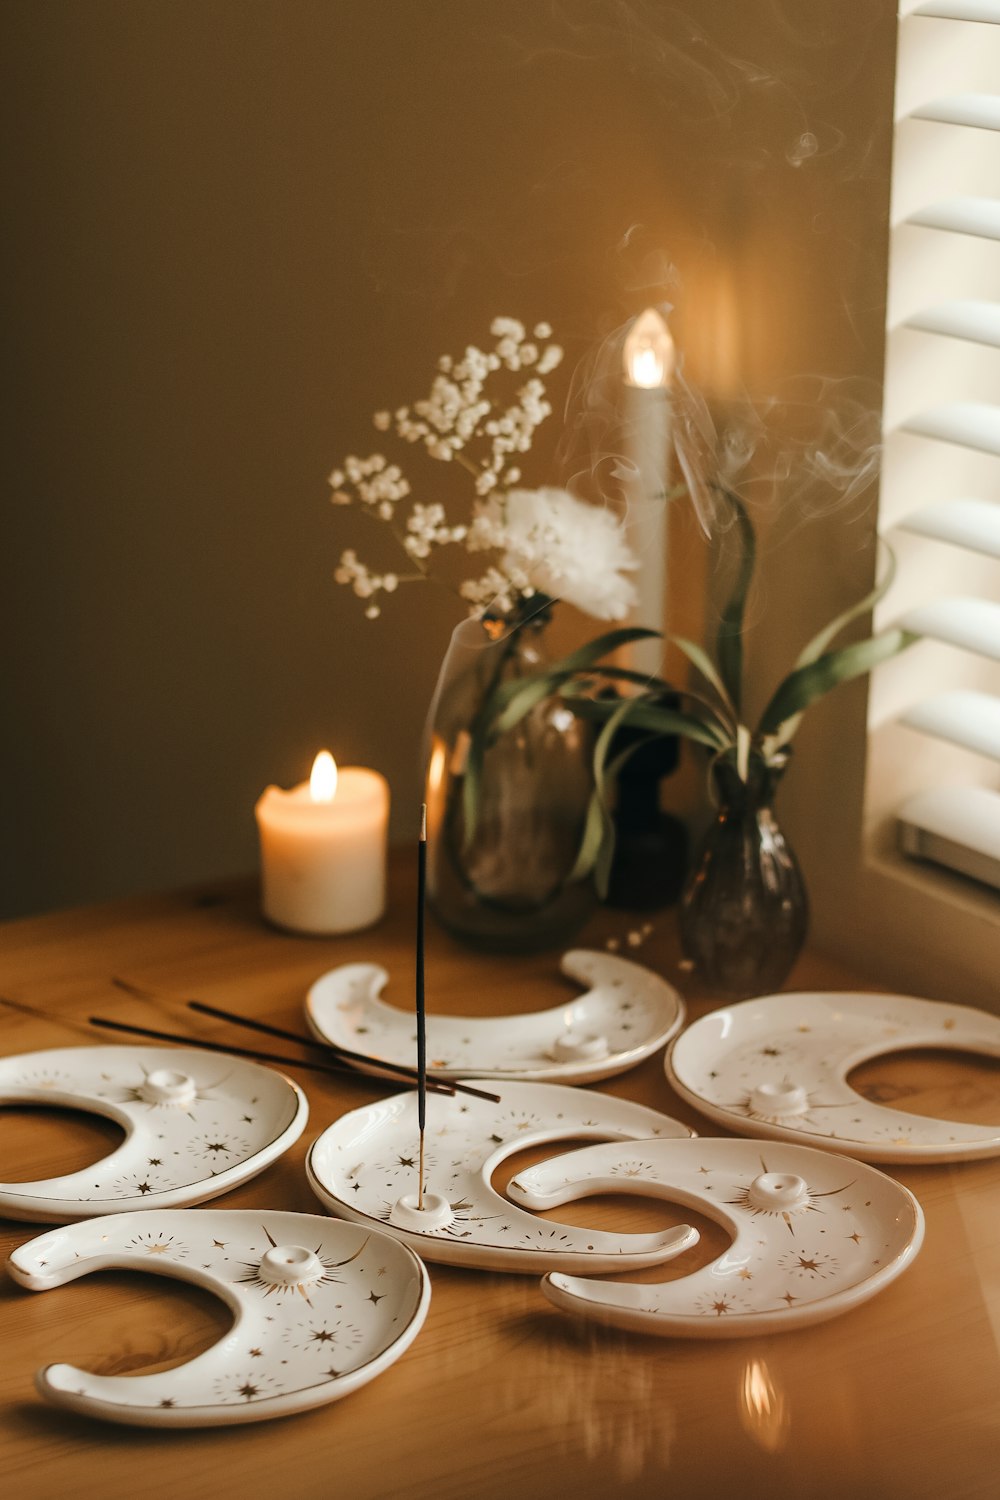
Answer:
[874,3,1000,889]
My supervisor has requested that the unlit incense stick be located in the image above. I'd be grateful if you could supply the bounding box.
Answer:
[110,975,499,1104]
[87,1014,457,1095]
[417,803,428,1209]
[183,999,498,1104]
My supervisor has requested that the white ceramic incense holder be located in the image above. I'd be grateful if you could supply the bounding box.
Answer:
[0,1046,308,1221]
[305,950,684,1084]
[667,991,1000,1164]
[306,1079,697,1272]
[6,1209,429,1426]
[510,1137,923,1337]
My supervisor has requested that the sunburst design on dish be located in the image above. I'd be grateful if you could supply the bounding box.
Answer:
[609,1159,658,1179]
[212,1370,283,1404]
[778,1247,841,1281]
[282,1317,364,1356]
[124,1230,190,1259]
[724,1161,855,1235]
[17,1069,75,1092]
[187,1131,252,1165]
[235,1226,370,1306]
[694,1290,753,1318]
[375,1144,438,1178]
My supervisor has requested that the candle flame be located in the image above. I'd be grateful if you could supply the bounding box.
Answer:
[624,308,674,389]
[310,750,338,803]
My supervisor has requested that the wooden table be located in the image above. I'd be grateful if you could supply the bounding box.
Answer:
[2,855,999,1499]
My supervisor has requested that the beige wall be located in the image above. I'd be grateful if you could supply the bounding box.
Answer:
[2,1,898,920]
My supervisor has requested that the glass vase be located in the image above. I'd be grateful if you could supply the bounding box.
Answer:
[424,613,596,952]
[680,752,808,997]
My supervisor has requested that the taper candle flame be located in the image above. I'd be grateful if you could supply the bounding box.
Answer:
[624,308,675,389]
[309,751,338,803]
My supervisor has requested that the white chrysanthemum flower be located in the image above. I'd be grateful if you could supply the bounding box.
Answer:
[476,487,638,621]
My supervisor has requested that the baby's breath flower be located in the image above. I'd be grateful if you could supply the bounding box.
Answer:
[327,316,629,624]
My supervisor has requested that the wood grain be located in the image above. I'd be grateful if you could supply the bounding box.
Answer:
[2,856,999,1499]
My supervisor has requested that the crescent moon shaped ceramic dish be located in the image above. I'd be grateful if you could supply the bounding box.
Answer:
[305,950,685,1084]
[509,1137,923,1337]
[0,1046,308,1221]
[306,1080,697,1272]
[667,991,1000,1164]
[6,1209,429,1426]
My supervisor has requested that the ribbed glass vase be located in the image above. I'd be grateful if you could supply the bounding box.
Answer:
[680,752,808,997]
[423,613,595,952]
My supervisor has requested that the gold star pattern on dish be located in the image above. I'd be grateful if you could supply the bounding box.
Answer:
[710,1299,732,1316]
[237,1382,259,1401]
[145,1241,171,1256]
[780,1292,798,1306]
[847,1232,862,1244]
[310,1328,337,1344]
[249,1348,262,1358]
[738,1268,753,1281]
[368,1291,385,1305]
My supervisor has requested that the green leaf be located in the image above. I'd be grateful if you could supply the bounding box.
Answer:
[562,666,735,738]
[714,489,756,713]
[672,636,738,724]
[461,732,483,851]
[793,540,899,670]
[757,629,918,740]
[562,694,729,750]
[487,627,661,737]
[568,698,634,888]
[769,543,901,751]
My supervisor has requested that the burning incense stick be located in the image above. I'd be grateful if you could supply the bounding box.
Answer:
[417,803,428,1209]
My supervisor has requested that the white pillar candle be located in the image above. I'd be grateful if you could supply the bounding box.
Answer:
[255,752,389,935]
[623,308,675,680]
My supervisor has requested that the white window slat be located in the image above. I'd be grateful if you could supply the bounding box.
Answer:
[908,94,1000,129]
[899,299,1000,346]
[909,2,1000,23]
[901,689,1000,759]
[898,786,1000,892]
[897,596,1000,659]
[899,401,1000,455]
[903,197,1000,239]
[897,497,1000,557]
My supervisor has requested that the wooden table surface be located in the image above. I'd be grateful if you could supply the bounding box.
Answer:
[2,855,999,1500]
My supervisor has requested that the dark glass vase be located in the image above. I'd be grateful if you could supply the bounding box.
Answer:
[423,613,596,952]
[680,753,808,997]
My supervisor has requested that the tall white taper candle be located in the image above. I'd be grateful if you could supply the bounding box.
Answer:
[623,308,675,681]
